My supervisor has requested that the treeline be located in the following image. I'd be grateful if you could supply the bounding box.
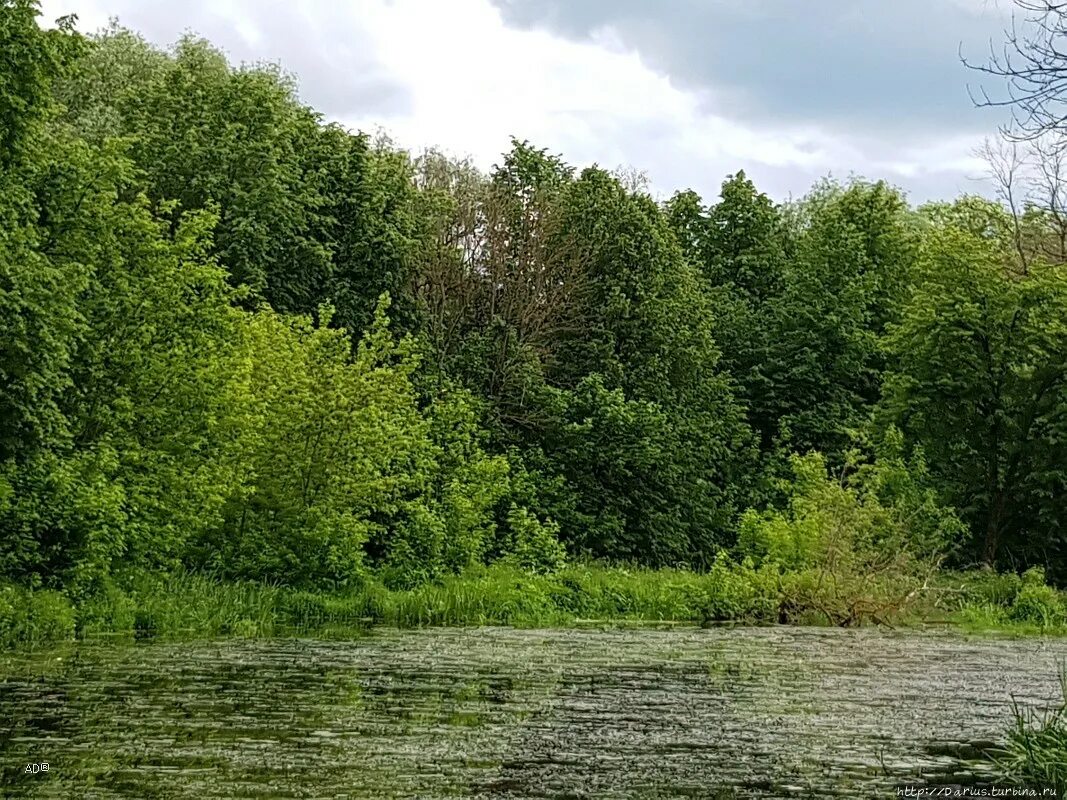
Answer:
[3,1,1067,601]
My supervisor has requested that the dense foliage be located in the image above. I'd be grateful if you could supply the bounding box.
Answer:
[4,1,1067,615]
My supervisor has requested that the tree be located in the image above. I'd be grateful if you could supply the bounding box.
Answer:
[413,143,753,565]
[412,141,588,432]
[57,29,423,338]
[0,0,82,159]
[974,133,1067,269]
[0,1,85,464]
[544,163,753,564]
[664,173,789,452]
[883,209,1067,574]
[757,180,916,459]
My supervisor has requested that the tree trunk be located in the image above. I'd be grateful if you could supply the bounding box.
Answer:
[982,491,1006,565]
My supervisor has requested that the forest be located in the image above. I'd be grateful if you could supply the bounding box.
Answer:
[3,0,1067,644]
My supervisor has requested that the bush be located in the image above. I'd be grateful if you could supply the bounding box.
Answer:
[501,506,567,574]
[737,449,955,625]
[777,567,927,626]
[701,556,778,622]
[1010,583,1067,628]
[737,449,956,574]
[955,569,1024,608]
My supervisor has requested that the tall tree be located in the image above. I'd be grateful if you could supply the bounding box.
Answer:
[665,173,789,451]
[543,163,753,564]
[756,180,916,458]
[0,1,85,464]
[884,203,1067,574]
[57,29,422,337]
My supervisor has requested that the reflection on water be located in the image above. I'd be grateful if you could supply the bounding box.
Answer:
[1,626,1064,798]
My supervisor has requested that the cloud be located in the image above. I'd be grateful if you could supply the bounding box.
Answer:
[42,0,414,117]
[38,0,1006,203]
[489,0,1012,136]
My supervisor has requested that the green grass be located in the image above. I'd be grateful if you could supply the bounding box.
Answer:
[0,563,775,648]
[94,571,284,639]
[3,562,1067,650]
[995,670,1067,793]
[279,563,779,629]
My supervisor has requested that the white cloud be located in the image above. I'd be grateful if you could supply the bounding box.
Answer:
[39,0,995,202]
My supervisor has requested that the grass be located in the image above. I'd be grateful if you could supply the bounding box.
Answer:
[995,669,1067,793]
[3,562,1067,650]
[0,582,75,647]
[0,563,777,648]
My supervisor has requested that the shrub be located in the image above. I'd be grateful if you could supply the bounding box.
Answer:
[737,449,956,625]
[501,505,567,574]
[956,569,1024,608]
[701,556,778,622]
[739,447,959,574]
[207,299,426,587]
[1010,581,1067,628]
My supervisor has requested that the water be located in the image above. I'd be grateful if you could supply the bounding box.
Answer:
[1,626,1064,798]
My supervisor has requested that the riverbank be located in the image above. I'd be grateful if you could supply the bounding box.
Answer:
[3,562,1066,650]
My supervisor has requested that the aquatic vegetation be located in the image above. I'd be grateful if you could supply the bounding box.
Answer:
[2,627,1064,798]
[996,670,1067,793]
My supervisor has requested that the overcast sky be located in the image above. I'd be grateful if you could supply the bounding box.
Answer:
[39,0,1019,203]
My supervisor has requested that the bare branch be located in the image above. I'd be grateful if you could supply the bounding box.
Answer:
[965,1,1067,139]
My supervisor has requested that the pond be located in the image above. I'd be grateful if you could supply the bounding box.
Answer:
[1,626,1064,798]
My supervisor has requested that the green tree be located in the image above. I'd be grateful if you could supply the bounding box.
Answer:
[665,173,789,452]
[201,299,430,586]
[883,208,1067,574]
[546,163,753,564]
[0,1,85,463]
[759,180,916,458]
[57,29,423,336]
[413,143,753,565]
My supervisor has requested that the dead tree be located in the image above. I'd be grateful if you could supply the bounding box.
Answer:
[412,150,590,426]
[979,137,1031,270]
[976,132,1067,268]
[1028,135,1067,259]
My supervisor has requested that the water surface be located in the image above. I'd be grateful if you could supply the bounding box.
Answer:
[1,626,1064,798]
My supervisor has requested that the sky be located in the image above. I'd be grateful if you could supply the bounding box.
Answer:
[38,0,1021,204]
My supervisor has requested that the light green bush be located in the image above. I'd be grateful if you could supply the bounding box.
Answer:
[737,447,959,625]
[1011,583,1067,628]
[501,506,567,574]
